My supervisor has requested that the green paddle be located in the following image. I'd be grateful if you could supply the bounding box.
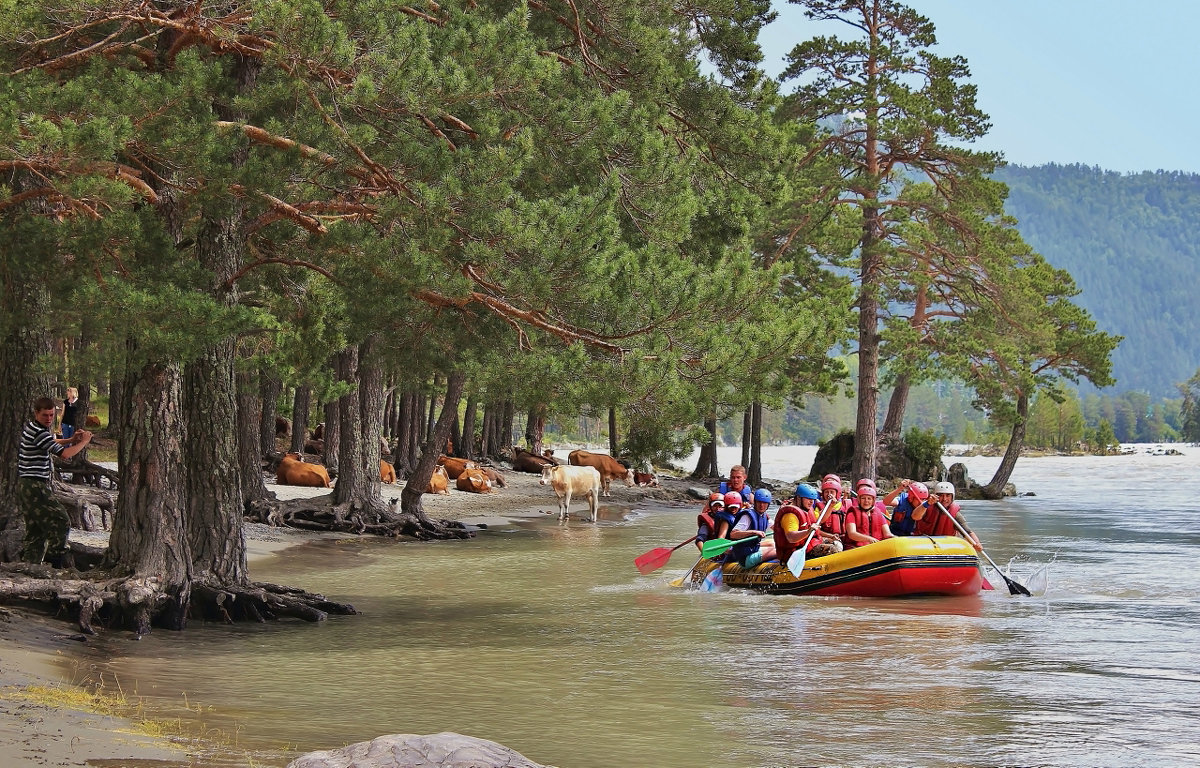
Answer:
[699,532,772,560]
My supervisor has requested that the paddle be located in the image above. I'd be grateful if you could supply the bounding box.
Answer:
[786,499,834,578]
[669,555,707,588]
[634,536,698,575]
[935,502,1031,596]
[699,532,772,560]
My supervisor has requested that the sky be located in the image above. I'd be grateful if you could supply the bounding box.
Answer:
[758,1,1200,174]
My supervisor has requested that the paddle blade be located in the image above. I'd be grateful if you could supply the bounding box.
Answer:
[700,567,724,592]
[786,548,806,578]
[700,537,735,559]
[634,547,674,575]
[981,576,995,591]
[1004,575,1033,597]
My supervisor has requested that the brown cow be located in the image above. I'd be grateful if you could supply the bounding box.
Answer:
[511,446,553,474]
[568,450,634,497]
[456,466,493,493]
[275,416,290,437]
[312,422,325,440]
[480,466,507,488]
[277,452,331,488]
[634,471,659,487]
[85,414,101,429]
[304,439,324,456]
[380,460,396,484]
[438,455,478,479]
[426,465,450,495]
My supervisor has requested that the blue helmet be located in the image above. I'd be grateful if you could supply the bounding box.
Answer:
[795,483,819,501]
[754,487,772,504]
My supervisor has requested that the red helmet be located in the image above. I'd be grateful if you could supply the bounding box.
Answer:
[820,479,841,494]
[856,479,877,497]
[908,482,929,502]
[723,491,744,508]
[856,478,876,491]
[709,492,724,503]
[822,473,841,484]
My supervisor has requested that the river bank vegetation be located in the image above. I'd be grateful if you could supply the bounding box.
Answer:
[1,0,1119,634]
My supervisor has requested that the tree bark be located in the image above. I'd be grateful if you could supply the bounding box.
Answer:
[331,336,386,520]
[107,354,193,633]
[748,401,763,486]
[881,372,911,442]
[501,399,515,453]
[740,406,752,469]
[479,403,495,459]
[259,372,282,456]
[290,385,311,454]
[984,390,1028,499]
[690,415,719,479]
[322,395,340,475]
[237,365,269,507]
[460,394,477,459]
[525,403,546,454]
[400,372,466,517]
[608,407,618,454]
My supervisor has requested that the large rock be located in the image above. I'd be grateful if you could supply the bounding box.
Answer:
[287,732,552,768]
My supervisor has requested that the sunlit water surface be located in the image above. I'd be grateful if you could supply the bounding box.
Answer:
[66,446,1200,767]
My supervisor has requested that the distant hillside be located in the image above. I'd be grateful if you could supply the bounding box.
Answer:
[994,163,1200,399]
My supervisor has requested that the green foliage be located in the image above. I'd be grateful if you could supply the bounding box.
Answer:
[901,426,945,472]
[1178,368,1200,443]
[1087,420,1118,455]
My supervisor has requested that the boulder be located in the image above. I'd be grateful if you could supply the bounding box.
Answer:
[287,732,551,768]
[686,486,712,500]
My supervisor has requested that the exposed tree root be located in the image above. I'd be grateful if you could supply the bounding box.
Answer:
[0,563,357,637]
[245,493,473,540]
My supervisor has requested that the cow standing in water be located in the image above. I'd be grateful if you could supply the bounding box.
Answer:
[540,464,602,522]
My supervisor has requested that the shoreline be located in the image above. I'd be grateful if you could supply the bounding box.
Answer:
[1,467,697,767]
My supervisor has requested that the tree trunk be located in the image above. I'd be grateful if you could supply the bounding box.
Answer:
[480,403,495,459]
[107,355,193,633]
[748,401,763,486]
[449,406,462,458]
[460,394,477,459]
[410,392,425,467]
[501,399,515,452]
[107,361,124,440]
[690,415,719,479]
[237,365,269,507]
[608,407,618,454]
[290,385,311,454]
[881,373,911,442]
[401,372,466,517]
[526,403,546,454]
[391,390,412,472]
[983,390,1028,499]
[322,396,340,475]
[426,376,438,440]
[332,338,387,520]
[740,406,752,468]
[259,373,282,456]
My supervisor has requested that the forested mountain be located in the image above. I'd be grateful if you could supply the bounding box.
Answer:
[994,163,1200,399]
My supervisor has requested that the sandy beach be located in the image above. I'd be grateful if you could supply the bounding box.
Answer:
[0,465,696,767]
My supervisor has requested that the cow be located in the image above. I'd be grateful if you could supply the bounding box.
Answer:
[85,414,101,428]
[567,449,634,497]
[275,416,290,437]
[539,464,601,522]
[313,422,325,440]
[277,452,331,488]
[511,446,554,474]
[380,460,396,484]
[634,470,659,487]
[304,438,324,456]
[438,455,478,480]
[426,465,450,495]
[542,449,566,465]
[480,466,507,488]
[456,466,493,493]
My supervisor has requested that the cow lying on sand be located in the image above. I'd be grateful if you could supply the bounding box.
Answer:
[277,452,331,488]
[539,464,601,522]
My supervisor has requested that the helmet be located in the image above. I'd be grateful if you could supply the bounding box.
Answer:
[856,478,876,491]
[795,483,819,501]
[754,488,773,504]
[709,492,723,503]
[723,491,744,508]
[856,479,877,497]
[822,473,841,484]
[821,479,842,494]
[934,481,956,497]
[908,482,929,502]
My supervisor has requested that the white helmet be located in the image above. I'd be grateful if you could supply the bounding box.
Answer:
[934,481,956,497]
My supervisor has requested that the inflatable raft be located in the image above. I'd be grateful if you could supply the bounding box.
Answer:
[686,536,983,597]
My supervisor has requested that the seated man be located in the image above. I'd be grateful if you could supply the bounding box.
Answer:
[729,487,777,568]
[916,482,983,551]
[883,479,929,536]
[772,484,822,564]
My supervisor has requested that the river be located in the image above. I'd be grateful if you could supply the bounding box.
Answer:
[65,445,1200,767]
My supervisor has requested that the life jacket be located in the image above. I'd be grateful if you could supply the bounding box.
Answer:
[848,501,887,548]
[772,504,818,564]
[730,506,770,564]
[696,510,716,544]
[890,494,919,536]
[820,500,848,544]
[718,481,753,503]
[915,501,959,537]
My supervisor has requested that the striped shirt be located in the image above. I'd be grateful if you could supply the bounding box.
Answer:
[18,421,64,481]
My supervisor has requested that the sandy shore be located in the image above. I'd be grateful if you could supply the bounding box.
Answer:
[0,465,698,767]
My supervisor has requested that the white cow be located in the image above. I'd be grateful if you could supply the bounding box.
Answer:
[539,464,602,522]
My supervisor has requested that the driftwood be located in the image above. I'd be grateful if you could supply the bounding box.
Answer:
[0,562,356,636]
[51,482,113,532]
[245,494,472,540]
[53,455,119,490]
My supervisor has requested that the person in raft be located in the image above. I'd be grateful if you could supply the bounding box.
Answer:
[728,487,777,568]
[695,492,732,552]
[845,478,894,548]
[882,479,930,536]
[914,482,983,551]
[718,464,753,504]
[808,477,849,557]
[772,484,822,564]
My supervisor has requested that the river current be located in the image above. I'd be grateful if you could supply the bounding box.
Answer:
[65,445,1200,767]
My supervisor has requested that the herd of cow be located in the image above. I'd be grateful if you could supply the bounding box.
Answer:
[272,440,658,522]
